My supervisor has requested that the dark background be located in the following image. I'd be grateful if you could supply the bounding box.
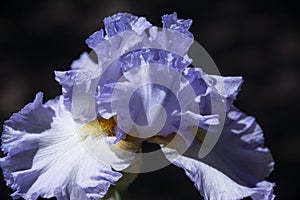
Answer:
[0,0,299,199]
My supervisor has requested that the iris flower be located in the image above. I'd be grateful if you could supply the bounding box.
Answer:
[1,13,274,200]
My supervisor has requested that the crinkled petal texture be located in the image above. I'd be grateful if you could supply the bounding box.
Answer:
[55,12,196,123]
[55,13,245,142]
[162,107,275,200]
[0,92,123,200]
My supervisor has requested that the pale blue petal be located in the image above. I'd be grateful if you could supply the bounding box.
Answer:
[99,62,219,142]
[186,68,244,114]
[162,106,274,200]
[96,49,192,121]
[0,93,122,200]
[55,53,101,122]
[104,13,151,37]
[163,147,274,200]
[3,92,55,135]
[85,29,105,49]
[200,107,274,186]
[162,12,193,38]
[55,70,77,110]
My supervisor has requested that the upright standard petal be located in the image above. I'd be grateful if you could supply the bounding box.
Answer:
[55,52,101,122]
[162,12,193,38]
[161,107,275,200]
[103,13,151,37]
[98,58,221,145]
[86,29,105,49]
[60,12,197,127]
[0,93,123,200]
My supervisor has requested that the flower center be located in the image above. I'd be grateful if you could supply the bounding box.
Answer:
[80,116,141,152]
[80,116,116,140]
[98,117,116,135]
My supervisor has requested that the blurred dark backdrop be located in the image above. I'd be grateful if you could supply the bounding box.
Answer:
[0,0,299,199]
